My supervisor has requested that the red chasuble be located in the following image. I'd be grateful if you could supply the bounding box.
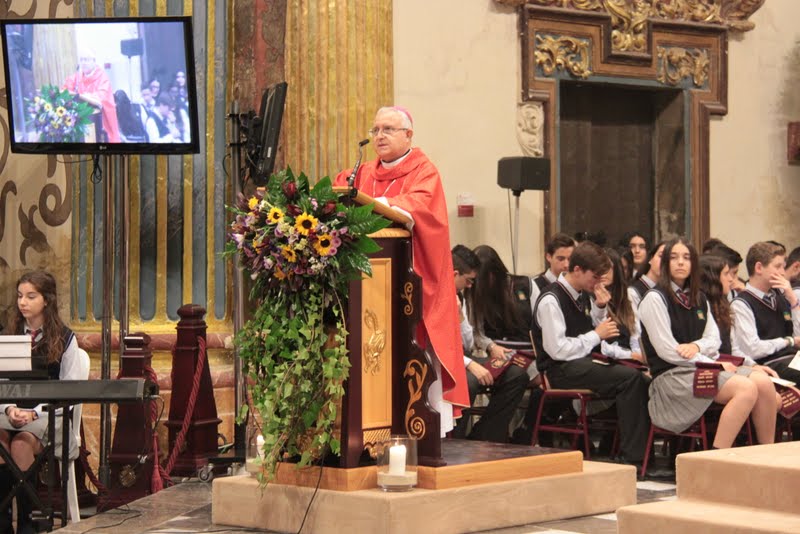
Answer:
[335,149,469,412]
[62,67,121,143]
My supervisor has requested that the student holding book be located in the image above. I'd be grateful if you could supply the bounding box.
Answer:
[600,248,645,364]
[0,271,80,534]
[451,245,530,443]
[531,241,650,465]
[639,239,777,449]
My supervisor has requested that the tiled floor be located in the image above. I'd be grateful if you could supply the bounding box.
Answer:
[52,475,677,534]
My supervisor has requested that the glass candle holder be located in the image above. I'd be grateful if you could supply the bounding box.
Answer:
[376,435,418,491]
[245,424,265,476]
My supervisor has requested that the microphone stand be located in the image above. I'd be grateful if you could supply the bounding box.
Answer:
[347,139,369,198]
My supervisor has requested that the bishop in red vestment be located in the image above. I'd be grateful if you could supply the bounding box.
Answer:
[62,49,121,143]
[335,106,469,430]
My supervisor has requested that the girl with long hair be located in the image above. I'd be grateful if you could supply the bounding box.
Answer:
[0,271,80,533]
[601,248,643,362]
[639,238,777,448]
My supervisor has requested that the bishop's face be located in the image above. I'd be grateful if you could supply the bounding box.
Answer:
[371,110,412,163]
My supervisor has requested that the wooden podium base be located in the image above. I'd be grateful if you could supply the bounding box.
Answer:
[212,441,636,533]
[270,440,582,491]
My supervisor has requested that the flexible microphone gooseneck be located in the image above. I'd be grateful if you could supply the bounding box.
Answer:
[347,139,370,198]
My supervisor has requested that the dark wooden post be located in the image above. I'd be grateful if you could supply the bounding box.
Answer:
[165,304,221,477]
[97,333,157,511]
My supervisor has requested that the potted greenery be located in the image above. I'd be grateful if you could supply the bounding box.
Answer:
[228,168,389,484]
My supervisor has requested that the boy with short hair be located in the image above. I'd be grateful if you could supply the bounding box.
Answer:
[530,233,576,304]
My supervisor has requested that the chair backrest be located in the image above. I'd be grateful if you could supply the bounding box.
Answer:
[71,349,91,455]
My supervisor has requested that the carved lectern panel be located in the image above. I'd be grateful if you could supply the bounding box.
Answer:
[361,258,393,430]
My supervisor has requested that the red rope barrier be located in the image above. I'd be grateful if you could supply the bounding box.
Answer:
[163,336,207,478]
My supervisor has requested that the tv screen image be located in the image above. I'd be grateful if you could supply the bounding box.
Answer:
[1,17,200,155]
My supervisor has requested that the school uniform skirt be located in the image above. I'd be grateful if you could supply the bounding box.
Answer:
[648,365,753,434]
[0,413,77,460]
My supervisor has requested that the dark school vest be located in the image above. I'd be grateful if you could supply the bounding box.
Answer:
[734,290,795,363]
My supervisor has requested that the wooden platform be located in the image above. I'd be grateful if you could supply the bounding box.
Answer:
[212,459,636,534]
[270,439,582,491]
[618,442,800,533]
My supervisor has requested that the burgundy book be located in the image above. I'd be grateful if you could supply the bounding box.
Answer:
[693,361,722,397]
[480,351,533,381]
[776,384,800,418]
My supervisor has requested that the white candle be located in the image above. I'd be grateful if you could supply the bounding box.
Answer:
[256,434,265,460]
[388,444,406,475]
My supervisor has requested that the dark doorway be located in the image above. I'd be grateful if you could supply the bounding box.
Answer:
[558,82,686,247]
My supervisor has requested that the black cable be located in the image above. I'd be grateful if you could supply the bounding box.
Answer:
[90,153,103,184]
[296,448,327,534]
[80,506,143,533]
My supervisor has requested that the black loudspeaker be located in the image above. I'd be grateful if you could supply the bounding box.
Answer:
[120,38,143,58]
[497,157,550,193]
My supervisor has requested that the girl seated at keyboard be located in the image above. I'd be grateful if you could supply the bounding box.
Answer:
[0,271,80,534]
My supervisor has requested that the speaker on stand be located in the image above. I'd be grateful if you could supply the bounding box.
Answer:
[120,38,144,98]
[497,157,551,273]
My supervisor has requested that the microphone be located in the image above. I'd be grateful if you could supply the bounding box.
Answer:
[347,139,370,198]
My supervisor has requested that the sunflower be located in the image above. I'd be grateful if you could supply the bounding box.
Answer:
[294,213,318,236]
[267,207,284,224]
[44,102,52,112]
[248,196,259,211]
[314,234,334,256]
[273,266,287,280]
[281,246,297,263]
[55,106,66,117]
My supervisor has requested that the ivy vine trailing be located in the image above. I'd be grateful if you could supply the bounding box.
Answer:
[227,168,390,484]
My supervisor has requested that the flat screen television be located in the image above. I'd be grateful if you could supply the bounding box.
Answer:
[0,16,200,155]
[249,81,287,183]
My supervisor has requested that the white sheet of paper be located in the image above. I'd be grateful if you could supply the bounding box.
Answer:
[788,351,800,372]
[770,376,797,388]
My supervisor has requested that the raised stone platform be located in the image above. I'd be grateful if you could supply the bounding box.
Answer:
[212,459,636,533]
[618,442,800,533]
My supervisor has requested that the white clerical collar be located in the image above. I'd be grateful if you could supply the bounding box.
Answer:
[544,270,557,283]
[380,148,412,169]
[558,273,582,300]
[641,274,656,288]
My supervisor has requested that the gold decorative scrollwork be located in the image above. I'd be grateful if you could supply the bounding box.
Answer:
[656,46,710,87]
[403,360,428,439]
[503,0,766,54]
[401,282,414,316]
[363,428,392,459]
[534,34,593,79]
[607,0,651,53]
[363,308,385,375]
[119,464,138,488]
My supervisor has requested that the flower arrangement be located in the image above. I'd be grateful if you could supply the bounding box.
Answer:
[228,167,390,483]
[26,84,95,142]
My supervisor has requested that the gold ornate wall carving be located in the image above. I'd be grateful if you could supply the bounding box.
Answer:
[284,0,394,182]
[657,46,710,87]
[497,0,766,53]
[534,34,592,78]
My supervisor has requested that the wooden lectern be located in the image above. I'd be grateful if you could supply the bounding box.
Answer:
[333,187,445,468]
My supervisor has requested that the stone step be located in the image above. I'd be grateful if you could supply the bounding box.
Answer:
[675,441,800,514]
[617,499,800,534]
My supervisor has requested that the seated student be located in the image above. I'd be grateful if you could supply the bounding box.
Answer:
[530,233,575,305]
[0,272,80,534]
[707,243,746,296]
[531,241,650,465]
[785,246,800,304]
[620,231,648,277]
[731,241,800,383]
[601,248,644,363]
[640,239,777,448]
[451,245,530,443]
[628,241,666,312]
